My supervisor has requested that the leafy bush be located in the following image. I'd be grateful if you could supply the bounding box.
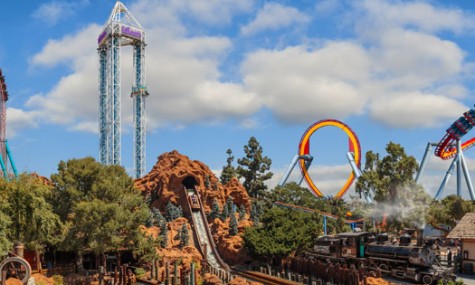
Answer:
[52,275,64,285]
[437,279,464,285]
[134,267,146,278]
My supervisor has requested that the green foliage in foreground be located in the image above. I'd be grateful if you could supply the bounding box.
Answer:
[426,195,475,233]
[243,206,321,263]
[50,157,149,272]
[0,173,64,260]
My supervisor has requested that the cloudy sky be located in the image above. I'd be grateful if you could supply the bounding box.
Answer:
[1,0,475,199]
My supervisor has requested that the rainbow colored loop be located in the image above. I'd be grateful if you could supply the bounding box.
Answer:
[298,119,361,199]
[435,108,475,159]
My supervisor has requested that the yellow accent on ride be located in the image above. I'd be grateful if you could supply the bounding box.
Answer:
[298,119,361,199]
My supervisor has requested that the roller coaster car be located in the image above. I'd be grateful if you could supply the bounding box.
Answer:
[189,194,200,211]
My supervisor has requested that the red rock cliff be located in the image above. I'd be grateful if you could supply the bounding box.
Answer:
[134,150,252,265]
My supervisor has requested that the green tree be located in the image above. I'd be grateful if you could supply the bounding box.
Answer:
[179,224,189,248]
[237,137,273,198]
[209,199,220,221]
[268,183,353,233]
[220,149,237,184]
[356,142,419,202]
[220,202,229,221]
[165,202,183,222]
[0,178,12,255]
[355,142,431,232]
[267,182,326,209]
[229,214,238,236]
[160,222,168,248]
[244,207,321,264]
[226,197,235,215]
[250,202,261,224]
[133,235,161,263]
[51,157,149,272]
[238,204,246,221]
[426,195,475,233]
[152,207,165,227]
[2,174,64,270]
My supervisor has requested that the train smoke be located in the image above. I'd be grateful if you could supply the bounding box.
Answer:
[370,183,431,230]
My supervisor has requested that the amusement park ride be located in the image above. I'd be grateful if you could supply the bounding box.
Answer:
[277,114,475,235]
[279,119,369,201]
[416,106,475,200]
[0,69,18,180]
[98,1,149,178]
[0,69,30,283]
[281,111,475,203]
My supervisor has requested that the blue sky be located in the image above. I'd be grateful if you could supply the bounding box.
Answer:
[1,0,475,199]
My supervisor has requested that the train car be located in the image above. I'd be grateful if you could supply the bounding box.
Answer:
[305,232,455,284]
[306,232,371,263]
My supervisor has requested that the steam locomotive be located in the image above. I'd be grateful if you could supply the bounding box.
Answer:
[305,231,454,284]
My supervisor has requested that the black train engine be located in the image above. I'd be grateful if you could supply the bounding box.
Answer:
[305,232,454,284]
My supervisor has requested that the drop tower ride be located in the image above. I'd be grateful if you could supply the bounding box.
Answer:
[98,1,148,178]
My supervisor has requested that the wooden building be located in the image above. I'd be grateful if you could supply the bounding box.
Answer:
[447,212,475,274]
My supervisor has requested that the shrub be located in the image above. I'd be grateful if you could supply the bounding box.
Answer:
[134,267,146,278]
[52,275,64,285]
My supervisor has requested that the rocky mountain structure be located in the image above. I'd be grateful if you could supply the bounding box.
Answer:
[134,150,253,266]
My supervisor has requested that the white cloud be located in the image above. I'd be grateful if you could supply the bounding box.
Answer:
[32,0,90,26]
[370,92,468,128]
[20,0,475,138]
[6,108,40,138]
[358,0,475,34]
[27,1,259,134]
[241,3,310,36]
[239,3,469,128]
[30,24,100,69]
[371,29,464,88]
[315,0,342,14]
[242,42,370,123]
[130,0,253,29]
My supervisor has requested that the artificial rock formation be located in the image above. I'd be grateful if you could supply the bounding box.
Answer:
[135,150,251,213]
[135,150,252,265]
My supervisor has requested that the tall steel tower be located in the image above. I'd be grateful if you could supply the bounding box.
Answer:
[0,69,18,180]
[98,1,149,178]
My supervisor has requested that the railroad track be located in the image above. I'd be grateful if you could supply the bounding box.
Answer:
[233,269,302,285]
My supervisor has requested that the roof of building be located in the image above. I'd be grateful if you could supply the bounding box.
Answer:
[447,212,475,239]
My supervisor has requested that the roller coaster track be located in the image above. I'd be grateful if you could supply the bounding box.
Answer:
[274,201,364,223]
[435,108,475,159]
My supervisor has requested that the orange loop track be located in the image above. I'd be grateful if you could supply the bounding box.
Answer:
[298,119,361,199]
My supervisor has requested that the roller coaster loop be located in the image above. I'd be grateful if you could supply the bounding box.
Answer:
[298,119,361,199]
[435,107,475,159]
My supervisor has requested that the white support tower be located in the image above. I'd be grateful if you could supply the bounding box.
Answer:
[98,1,149,178]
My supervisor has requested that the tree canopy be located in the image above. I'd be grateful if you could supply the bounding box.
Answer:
[426,195,475,233]
[355,142,431,232]
[244,206,321,263]
[237,136,273,198]
[0,174,63,261]
[356,142,419,202]
[50,157,149,272]
[220,149,237,184]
